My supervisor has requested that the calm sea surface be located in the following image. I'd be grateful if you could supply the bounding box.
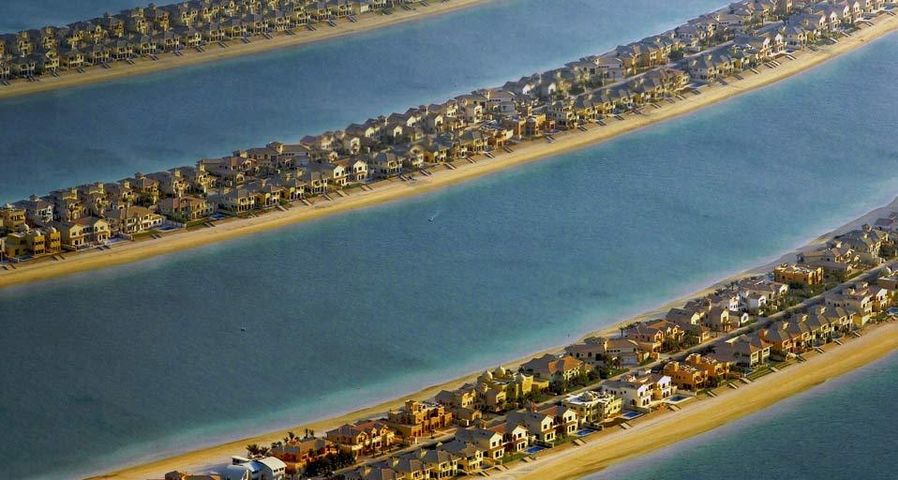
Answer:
[3,1,898,479]
[589,352,898,480]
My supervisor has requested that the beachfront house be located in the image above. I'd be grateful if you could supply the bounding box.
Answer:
[223,456,286,480]
[506,410,557,445]
[662,361,706,390]
[599,372,674,411]
[711,334,770,369]
[774,263,824,286]
[53,217,110,249]
[455,427,505,464]
[386,400,453,445]
[440,439,484,474]
[565,336,653,367]
[520,354,590,382]
[209,187,256,213]
[159,196,213,221]
[326,421,396,456]
[270,437,338,472]
[103,205,164,235]
[562,391,623,426]
[540,405,579,437]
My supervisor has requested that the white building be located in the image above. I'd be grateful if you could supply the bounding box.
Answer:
[221,457,286,480]
[599,372,673,411]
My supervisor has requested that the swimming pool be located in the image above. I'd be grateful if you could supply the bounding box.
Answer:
[575,427,598,437]
[525,445,548,455]
[667,394,692,404]
[621,410,644,420]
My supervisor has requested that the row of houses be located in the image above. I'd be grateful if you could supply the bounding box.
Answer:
[658,233,898,392]
[565,223,898,395]
[798,223,895,277]
[661,272,895,391]
[338,366,677,480]
[0,0,431,79]
[15,0,879,82]
[6,0,889,262]
[562,274,793,372]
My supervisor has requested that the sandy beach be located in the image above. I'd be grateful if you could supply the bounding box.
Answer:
[5,13,898,291]
[0,0,490,100]
[497,321,898,480]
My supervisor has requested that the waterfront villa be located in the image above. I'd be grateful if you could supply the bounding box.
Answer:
[520,354,590,382]
[774,263,824,286]
[454,428,505,464]
[565,336,653,367]
[439,439,484,474]
[599,371,674,411]
[711,334,771,369]
[662,360,707,390]
[540,404,579,437]
[221,456,286,480]
[562,391,623,426]
[823,282,888,326]
[269,437,337,472]
[385,400,453,445]
[2,227,61,259]
[325,421,396,456]
[683,353,731,385]
[505,410,557,445]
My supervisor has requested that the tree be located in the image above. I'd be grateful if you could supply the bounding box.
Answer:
[245,443,271,458]
[549,378,569,395]
[246,443,262,457]
[304,451,355,478]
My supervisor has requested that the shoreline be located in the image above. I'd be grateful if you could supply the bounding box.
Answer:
[0,0,490,101]
[5,14,898,291]
[85,182,898,480]
[499,321,898,480]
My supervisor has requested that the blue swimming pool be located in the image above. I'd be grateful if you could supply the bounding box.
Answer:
[621,411,644,420]
[526,445,548,454]
[667,394,692,404]
[576,427,598,437]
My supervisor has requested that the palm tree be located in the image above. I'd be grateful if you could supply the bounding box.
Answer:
[246,443,262,457]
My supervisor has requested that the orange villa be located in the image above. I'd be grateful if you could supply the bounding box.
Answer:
[774,263,824,286]
[325,420,396,457]
[386,400,454,445]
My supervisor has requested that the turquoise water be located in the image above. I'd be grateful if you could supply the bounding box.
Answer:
[4,2,898,479]
[591,352,898,480]
[1,29,898,479]
[0,0,725,204]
